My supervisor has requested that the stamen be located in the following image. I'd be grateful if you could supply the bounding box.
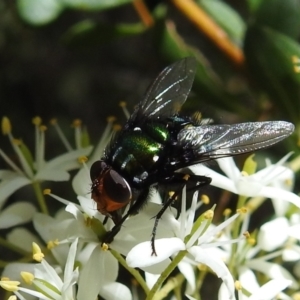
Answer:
[32,116,42,126]
[223,208,232,217]
[72,119,82,149]
[235,280,242,290]
[43,189,72,206]
[101,243,109,251]
[204,209,214,219]
[201,194,210,204]
[32,243,44,262]
[20,272,34,284]
[50,119,73,151]
[119,101,130,119]
[0,278,20,292]
[2,116,11,135]
[47,239,59,249]
[237,207,248,214]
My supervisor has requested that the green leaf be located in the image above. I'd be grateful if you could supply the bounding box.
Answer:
[254,0,300,39]
[17,0,63,25]
[63,20,146,46]
[198,0,246,44]
[244,26,300,123]
[61,0,132,10]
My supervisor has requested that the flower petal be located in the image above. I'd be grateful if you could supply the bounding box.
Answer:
[247,260,299,289]
[257,217,289,251]
[99,282,132,300]
[189,246,235,299]
[0,202,36,228]
[126,238,185,268]
[248,279,292,300]
[257,186,300,208]
[78,248,118,300]
[178,261,196,293]
[0,173,30,205]
[189,164,237,193]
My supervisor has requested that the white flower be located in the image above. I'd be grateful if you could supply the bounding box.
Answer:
[0,117,93,205]
[126,188,241,299]
[2,240,79,300]
[189,154,300,209]
[219,278,292,300]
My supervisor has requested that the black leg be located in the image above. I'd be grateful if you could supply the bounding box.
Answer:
[102,187,150,245]
[151,173,211,256]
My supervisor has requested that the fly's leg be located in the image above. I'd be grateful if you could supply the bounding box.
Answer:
[102,187,149,246]
[151,174,211,256]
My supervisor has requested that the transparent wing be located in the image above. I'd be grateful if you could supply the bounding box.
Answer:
[127,57,197,126]
[178,121,294,162]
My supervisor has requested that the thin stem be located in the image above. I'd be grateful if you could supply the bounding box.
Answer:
[147,250,187,300]
[132,0,154,27]
[32,181,49,215]
[154,273,185,300]
[110,248,150,296]
[171,0,244,68]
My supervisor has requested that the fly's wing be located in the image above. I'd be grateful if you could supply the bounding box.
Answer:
[127,57,197,127]
[177,121,294,162]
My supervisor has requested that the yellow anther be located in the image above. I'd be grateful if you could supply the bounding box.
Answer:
[12,139,22,146]
[201,194,210,204]
[32,242,44,262]
[20,272,34,284]
[50,118,57,125]
[39,125,47,132]
[8,296,17,300]
[78,156,88,164]
[291,55,300,63]
[183,174,190,181]
[285,178,293,187]
[101,243,109,251]
[243,231,250,238]
[72,119,82,127]
[2,116,11,135]
[235,280,242,290]
[32,116,42,126]
[43,189,51,195]
[119,101,127,107]
[293,66,300,73]
[237,207,248,214]
[204,209,214,219]
[223,208,232,217]
[0,278,20,292]
[47,239,59,249]
[240,171,249,176]
[107,116,116,123]
[113,124,122,131]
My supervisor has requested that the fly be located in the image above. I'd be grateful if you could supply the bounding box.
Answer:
[90,57,294,255]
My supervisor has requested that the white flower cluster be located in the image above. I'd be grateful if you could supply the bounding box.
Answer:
[0,116,299,300]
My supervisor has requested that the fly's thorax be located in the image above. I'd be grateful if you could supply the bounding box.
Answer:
[109,123,170,185]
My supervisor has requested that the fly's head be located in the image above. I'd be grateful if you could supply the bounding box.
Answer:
[90,160,132,223]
